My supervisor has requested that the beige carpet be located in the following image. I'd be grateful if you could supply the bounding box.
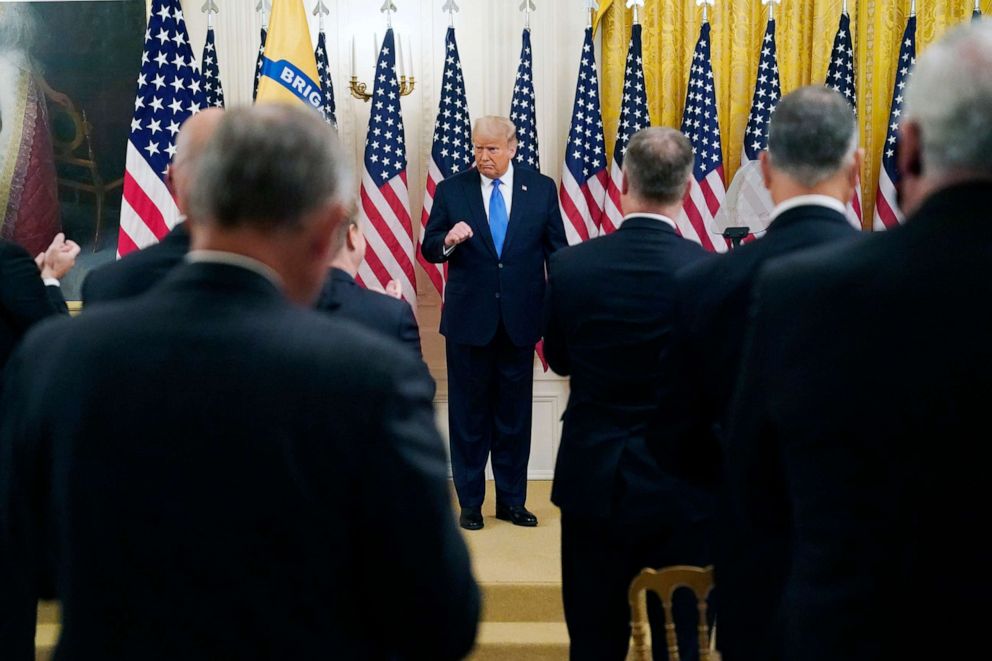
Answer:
[37,481,569,660]
[458,481,569,660]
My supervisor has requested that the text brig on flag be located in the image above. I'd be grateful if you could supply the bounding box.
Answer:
[356,29,416,303]
[419,25,473,297]
[119,0,206,257]
[559,25,607,246]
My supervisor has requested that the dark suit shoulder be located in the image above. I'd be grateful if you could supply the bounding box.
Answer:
[82,228,189,304]
[515,166,557,191]
[438,168,481,191]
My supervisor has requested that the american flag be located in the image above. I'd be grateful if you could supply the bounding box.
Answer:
[676,21,728,253]
[418,26,473,296]
[559,26,607,246]
[725,16,781,232]
[743,18,781,163]
[510,28,540,171]
[873,16,915,231]
[118,0,206,257]
[356,29,416,303]
[315,31,338,128]
[201,27,225,109]
[603,23,650,235]
[253,27,267,101]
[825,11,863,228]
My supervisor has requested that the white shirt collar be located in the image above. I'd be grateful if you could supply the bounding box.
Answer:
[480,162,514,188]
[770,194,847,221]
[621,212,677,231]
[186,250,283,289]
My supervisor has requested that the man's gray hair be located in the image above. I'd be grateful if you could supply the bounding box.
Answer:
[623,127,694,205]
[189,105,351,230]
[904,20,992,178]
[767,86,859,188]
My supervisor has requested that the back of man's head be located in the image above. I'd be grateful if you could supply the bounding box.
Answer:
[904,20,992,181]
[766,86,859,189]
[190,104,349,232]
[189,104,352,304]
[169,108,225,213]
[622,127,694,212]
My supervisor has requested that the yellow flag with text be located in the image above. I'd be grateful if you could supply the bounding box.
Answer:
[255,0,322,111]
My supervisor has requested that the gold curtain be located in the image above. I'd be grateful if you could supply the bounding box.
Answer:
[601,1,989,227]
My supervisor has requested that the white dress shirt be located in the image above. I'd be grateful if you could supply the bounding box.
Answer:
[480,162,514,220]
[621,212,677,231]
[770,194,847,221]
[443,163,516,257]
[187,250,283,289]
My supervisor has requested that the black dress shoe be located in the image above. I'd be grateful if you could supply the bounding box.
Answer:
[495,504,538,527]
[459,507,484,530]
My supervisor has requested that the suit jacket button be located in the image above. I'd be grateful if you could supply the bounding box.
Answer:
[495,293,501,299]
[498,263,504,269]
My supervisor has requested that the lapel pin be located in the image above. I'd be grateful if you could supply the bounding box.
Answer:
[522,185,528,191]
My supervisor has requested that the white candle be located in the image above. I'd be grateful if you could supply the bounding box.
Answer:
[396,33,404,78]
[405,35,413,78]
[350,35,356,78]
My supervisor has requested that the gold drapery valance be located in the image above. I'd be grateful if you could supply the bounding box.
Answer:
[600,1,988,228]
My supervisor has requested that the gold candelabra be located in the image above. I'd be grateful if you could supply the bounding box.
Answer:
[348,75,415,102]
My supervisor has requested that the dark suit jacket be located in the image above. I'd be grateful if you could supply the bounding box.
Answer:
[543,217,712,524]
[650,203,859,661]
[316,268,423,359]
[726,182,992,661]
[421,167,567,347]
[0,239,68,376]
[0,261,478,661]
[81,222,190,306]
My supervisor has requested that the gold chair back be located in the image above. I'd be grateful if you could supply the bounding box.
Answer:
[627,565,718,661]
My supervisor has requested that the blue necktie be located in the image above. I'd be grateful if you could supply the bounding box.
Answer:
[489,179,508,256]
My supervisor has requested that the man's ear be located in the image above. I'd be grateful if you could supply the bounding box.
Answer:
[312,202,346,263]
[850,148,864,187]
[164,165,177,199]
[759,151,773,190]
[621,168,630,196]
[898,121,923,178]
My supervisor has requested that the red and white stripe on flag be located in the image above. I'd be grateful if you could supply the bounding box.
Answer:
[419,159,447,296]
[418,26,473,297]
[873,16,916,231]
[357,29,416,302]
[603,24,649,235]
[677,21,728,253]
[559,26,608,245]
[119,0,206,257]
[358,170,417,303]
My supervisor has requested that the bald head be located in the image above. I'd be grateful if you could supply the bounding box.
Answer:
[168,108,225,215]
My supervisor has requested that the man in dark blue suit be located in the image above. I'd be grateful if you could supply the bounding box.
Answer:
[544,128,715,660]
[1,233,78,378]
[81,109,224,306]
[316,215,423,359]
[0,105,478,660]
[422,116,567,530]
[649,86,863,661]
[727,23,992,661]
